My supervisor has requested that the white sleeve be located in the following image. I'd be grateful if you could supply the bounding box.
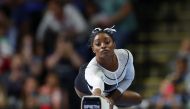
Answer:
[117,50,135,93]
[85,66,104,95]
[36,13,51,42]
[64,4,87,33]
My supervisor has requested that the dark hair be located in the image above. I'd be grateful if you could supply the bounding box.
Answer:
[88,26,116,47]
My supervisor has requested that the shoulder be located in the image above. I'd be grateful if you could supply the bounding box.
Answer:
[84,58,103,80]
[84,57,100,74]
[115,49,133,57]
[86,57,98,68]
[115,49,134,64]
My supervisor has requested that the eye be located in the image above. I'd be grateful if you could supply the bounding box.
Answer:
[105,39,110,44]
[94,41,100,46]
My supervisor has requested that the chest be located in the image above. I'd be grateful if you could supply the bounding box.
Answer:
[99,52,129,85]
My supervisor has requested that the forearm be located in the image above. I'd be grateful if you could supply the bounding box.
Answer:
[107,89,122,104]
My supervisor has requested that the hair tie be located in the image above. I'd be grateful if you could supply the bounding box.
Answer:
[103,25,116,34]
[92,27,102,33]
[92,25,116,34]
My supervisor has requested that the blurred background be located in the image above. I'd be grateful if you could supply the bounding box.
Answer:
[0,0,190,109]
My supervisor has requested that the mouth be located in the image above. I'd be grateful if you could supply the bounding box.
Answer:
[100,49,110,53]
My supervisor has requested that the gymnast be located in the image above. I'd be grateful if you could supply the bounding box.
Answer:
[74,26,142,108]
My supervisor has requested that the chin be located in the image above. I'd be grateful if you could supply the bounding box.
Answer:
[100,54,110,59]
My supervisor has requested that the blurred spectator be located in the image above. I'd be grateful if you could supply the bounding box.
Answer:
[72,0,99,20]
[185,71,190,109]
[168,38,190,101]
[45,35,84,108]
[167,57,188,88]
[17,34,44,82]
[45,34,84,72]
[0,54,25,109]
[169,38,190,75]
[6,0,46,35]
[39,72,69,109]
[36,0,87,43]
[0,9,17,74]
[22,76,39,109]
[167,57,189,106]
[149,57,190,109]
[177,38,190,72]
[30,57,44,83]
[19,34,34,67]
[36,0,90,61]
[0,7,17,52]
[178,38,190,108]
[90,0,138,48]
[149,80,183,109]
[33,42,44,58]
[0,84,7,109]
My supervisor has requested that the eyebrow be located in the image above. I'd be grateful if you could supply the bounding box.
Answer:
[94,39,100,42]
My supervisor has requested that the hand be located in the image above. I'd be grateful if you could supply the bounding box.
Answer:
[108,98,114,109]
[100,96,114,109]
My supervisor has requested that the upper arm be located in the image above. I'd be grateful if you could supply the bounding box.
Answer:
[124,49,134,63]
[117,49,135,93]
[85,66,104,95]
[125,49,135,80]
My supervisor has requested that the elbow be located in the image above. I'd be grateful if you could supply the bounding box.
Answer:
[130,92,142,105]
[135,93,142,105]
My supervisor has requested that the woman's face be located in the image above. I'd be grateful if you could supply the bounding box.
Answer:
[92,33,115,58]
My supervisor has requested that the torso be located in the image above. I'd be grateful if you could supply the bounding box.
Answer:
[96,53,118,72]
[85,49,130,93]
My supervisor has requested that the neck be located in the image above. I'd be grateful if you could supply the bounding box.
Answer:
[97,57,110,65]
[96,53,118,72]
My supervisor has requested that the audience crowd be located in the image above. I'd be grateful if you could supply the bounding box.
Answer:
[0,0,189,109]
[0,0,137,109]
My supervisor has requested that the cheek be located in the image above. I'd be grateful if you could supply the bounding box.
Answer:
[93,47,100,53]
[112,45,115,49]
[109,43,115,49]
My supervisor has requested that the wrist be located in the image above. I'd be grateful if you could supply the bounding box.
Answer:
[109,98,114,105]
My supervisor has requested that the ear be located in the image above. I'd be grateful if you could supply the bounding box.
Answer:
[113,42,116,49]
[92,47,95,53]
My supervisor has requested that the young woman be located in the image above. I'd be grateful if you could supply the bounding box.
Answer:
[74,26,142,108]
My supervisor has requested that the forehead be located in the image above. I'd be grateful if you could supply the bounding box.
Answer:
[94,33,112,41]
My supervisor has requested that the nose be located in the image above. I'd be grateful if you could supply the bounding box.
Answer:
[101,43,106,48]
